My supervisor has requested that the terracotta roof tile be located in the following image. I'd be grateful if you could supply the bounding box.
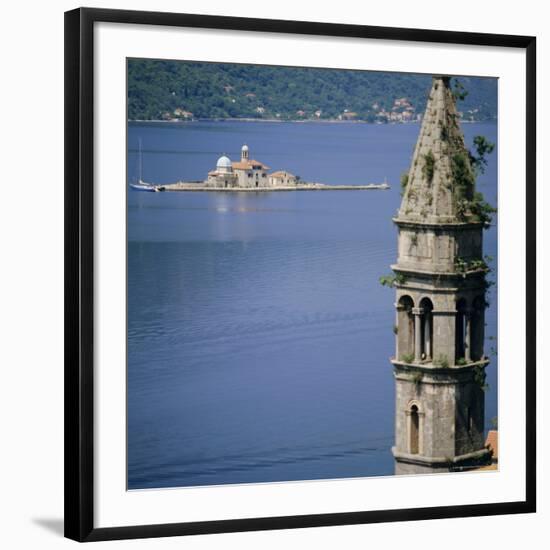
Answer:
[270,170,295,178]
[485,430,498,461]
[232,159,269,170]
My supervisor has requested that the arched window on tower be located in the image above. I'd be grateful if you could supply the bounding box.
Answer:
[455,298,468,362]
[419,297,434,361]
[397,295,414,361]
[470,296,486,361]
[410,404,420,454]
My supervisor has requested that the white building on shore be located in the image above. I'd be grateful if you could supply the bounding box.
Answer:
[206,145,296,188]
[269,171,298,186]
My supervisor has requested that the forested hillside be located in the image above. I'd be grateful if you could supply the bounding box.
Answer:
[128,59,497,122]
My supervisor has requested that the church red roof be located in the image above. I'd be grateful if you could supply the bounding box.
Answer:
[232,159,269,170]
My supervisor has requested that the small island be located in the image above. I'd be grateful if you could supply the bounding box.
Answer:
[144,145,390,192]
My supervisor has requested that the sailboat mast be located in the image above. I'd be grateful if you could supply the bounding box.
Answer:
[138,138,143,183]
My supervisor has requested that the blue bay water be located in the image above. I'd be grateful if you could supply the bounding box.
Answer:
[127,120,498,489]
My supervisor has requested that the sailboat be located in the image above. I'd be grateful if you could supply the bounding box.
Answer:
[130,139,159,192]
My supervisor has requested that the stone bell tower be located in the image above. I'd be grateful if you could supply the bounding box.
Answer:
[391,76,492,474]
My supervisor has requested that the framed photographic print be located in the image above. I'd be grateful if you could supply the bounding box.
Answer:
[64,7,536,542]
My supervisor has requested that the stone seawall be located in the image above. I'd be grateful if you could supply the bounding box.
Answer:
[159,182,390,192]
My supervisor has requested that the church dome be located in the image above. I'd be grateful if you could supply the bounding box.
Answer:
[241,144,249,152]
[216,155,232,172]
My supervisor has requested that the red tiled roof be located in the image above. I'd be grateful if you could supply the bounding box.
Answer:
[232,159,269,170]
[485,430,498,462]
[270,171,295,178]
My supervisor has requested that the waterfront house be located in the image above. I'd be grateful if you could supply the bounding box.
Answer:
[268,171,297,186]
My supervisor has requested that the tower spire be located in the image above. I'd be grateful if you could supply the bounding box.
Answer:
[398,76,478,225]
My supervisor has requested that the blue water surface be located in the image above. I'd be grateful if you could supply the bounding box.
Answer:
[127,120,498,489]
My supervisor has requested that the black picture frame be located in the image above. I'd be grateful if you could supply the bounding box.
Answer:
[65,7,537,542]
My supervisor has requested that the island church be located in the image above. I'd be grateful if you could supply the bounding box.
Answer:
[206,145,297,188]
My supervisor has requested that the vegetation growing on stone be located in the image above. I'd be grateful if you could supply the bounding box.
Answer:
[400,173,409,196]
[434,354,450,368]
[468,258,491,271]
[451,149,496,225]
[467,192,498,225]
[452,152,475,201]
[422,150,435,183]
[450,81,497,225]
[469,135,495,175]
[438,119,449,142]
[454,256,491,274]
[452,78,469,102]
[473,364,489,391]
[379,273,407,288]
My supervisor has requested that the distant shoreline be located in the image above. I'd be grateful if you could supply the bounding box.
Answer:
[128,118,493,125]
[128,118,412,125]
